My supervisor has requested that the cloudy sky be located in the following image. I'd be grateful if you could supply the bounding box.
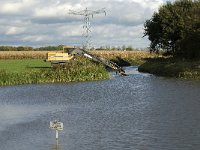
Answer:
[0,0,174,48]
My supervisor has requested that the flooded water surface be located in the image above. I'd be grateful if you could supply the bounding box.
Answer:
[1,66,200,150]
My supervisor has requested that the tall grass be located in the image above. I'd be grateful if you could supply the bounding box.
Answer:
[138,58,200,80]
[0,58,109,86]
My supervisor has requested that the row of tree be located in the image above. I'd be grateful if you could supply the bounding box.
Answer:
[0,45,141,51]
[0,46,33,51]
[92,45,141,51]
[144,0,200,59]
[0,45,64,51]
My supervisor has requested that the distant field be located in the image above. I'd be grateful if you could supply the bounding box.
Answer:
[93,50,157,65]
[93,50,154,59]
[0,50,155,59]
[0,50,158,67]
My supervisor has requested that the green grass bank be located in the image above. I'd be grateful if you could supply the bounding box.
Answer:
[0,50,156,86]
[138,58,200,80]
[0,58,109,86]
[2,51,200,86]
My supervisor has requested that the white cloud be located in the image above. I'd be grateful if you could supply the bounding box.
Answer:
[22,35,53,42]
[57,24,83,37]
[33,4,69,18]
[6,27,26,35]
[0,0,36,15]
[0,0,172,48]
[0,3,22,14]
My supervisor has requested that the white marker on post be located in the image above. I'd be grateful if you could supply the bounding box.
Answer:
[56,129,59,140]
[50,120,63,140]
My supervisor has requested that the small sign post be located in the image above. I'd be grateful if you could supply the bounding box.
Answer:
[50,120,63,140]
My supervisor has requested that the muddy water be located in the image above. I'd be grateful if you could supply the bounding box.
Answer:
[1,66,200,150]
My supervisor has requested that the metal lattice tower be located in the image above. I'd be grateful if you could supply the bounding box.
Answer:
[69,8,106,49]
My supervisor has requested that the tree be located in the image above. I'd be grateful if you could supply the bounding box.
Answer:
[126,46,133,51]
[122,45,126,51]
[144,0,200,58]
[38,45,64,51]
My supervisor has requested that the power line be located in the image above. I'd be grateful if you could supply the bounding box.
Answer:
[69,8,106,49]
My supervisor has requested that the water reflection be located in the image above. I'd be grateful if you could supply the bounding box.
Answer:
[0,104,66,131]
[51,140,62,150]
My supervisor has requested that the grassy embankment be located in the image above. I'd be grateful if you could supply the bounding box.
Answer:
[0,58,109,86]
[2,51,199,85]
[0,50,155,86]
[0,51,109,86]
[138,57,200,80]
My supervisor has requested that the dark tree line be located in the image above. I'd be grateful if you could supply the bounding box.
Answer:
[0,46,33,51]
[35,45,64,51]
[144,0,200,59]
[0,45,139,51]
[0,45,64,51]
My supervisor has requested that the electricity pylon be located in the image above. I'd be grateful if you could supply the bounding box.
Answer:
[69,8,106,50]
